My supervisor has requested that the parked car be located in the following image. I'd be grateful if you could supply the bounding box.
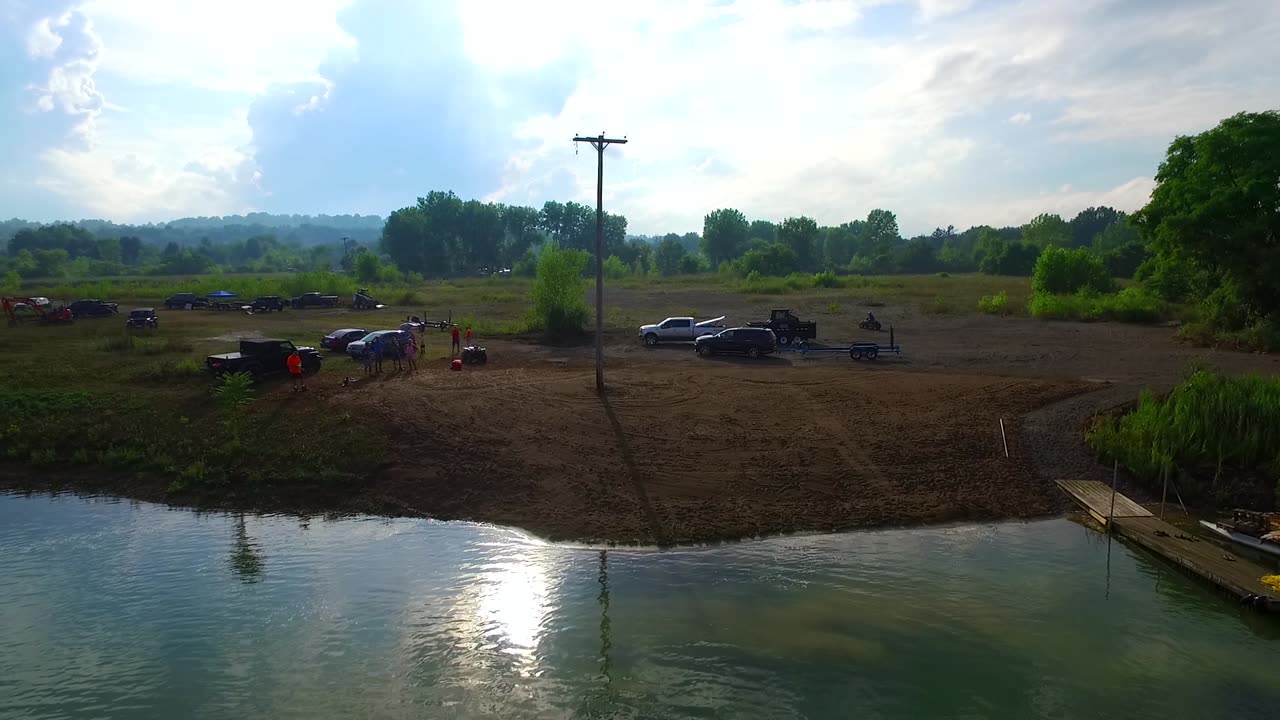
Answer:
[164,292,209,310]
[694,327,778,359]
[125,308,158,329]
[68,299,118,317]
[320,328,368,352]
[205,338,322,379]
[249,296,286,313]
[638,315,726,346]
[746,308,816,346]
[345,329,413,360]
[290,291,339,309]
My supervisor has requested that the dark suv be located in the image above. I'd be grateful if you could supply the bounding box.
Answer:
[69,299,118,317]
[695,327,777,359]
[164,292,209,310]
[249,296,286,313]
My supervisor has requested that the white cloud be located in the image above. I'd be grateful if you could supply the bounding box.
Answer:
[484,0,1280,233]
[28,12,105,147]
[930,177,1156,230]
[25,16,63,57]
[917,0,972,21]
[78,0,356,93]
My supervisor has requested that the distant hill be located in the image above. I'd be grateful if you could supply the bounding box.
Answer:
[1,213,386,248]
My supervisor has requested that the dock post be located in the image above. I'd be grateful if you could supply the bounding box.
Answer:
[1107,460,1118,531]
[1160,465,1168,520]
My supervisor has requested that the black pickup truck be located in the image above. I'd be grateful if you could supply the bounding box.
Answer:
[205,338,322,379]
[746,308,817,346]
[290,292,339,309]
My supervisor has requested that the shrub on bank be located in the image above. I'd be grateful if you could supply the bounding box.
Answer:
[1086,370,1280,507]
[1031,246,1112,295]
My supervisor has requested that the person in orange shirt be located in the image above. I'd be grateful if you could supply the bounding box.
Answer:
[450,325,461,355]
[464,325,473,347]
[287,348,305,391]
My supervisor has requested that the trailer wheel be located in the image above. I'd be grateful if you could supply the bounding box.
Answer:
[777,334,790,346]
[850,348,863,360]
[865,347,879,360]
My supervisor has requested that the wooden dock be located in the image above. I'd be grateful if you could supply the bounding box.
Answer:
[1056,480,1279,612]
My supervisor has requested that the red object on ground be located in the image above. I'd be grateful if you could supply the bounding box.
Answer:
[451,358,462,371]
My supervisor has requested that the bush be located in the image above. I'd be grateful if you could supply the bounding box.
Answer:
[1029,287,1164,322]
[603,255,629,280]
[977,290,1010,315]
[735,242,797,277]
[677,254,706,275]
[1031,246,1112,295]
[812,271,840,288]
[1086,370,1280,507]
[528,244,589,339]
[214,372,255,413]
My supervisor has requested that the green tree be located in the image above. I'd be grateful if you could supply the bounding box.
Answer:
[603,255,629,279]
[1134,110,1280,322]
[529,243,589,338]
[1022,213,1071,247]
[777,216,819,271]
[14,249,36,275]
[1031,246,1112,294]
[863,209,900,257]
[33,248,69,277]
[736,242,797,276]
[702,208,749,266]
[1091,217,1140,252]
[1068,207,1121,247]
[653,236,688,276]
[96,237,122,264]
[120,236,143,265]
[822,223,859,268]
[677,254,706,275]
[748,219,776,243]
[1101,242,1150,278]
[894,237,939,273]
[354,251,383,282]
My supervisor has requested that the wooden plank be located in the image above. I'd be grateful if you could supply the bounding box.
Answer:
[1055,480,1152,519]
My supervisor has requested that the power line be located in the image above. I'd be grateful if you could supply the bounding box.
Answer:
[572,132,627,395]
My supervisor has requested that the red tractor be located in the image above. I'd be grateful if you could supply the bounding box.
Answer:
[3,297,75,325]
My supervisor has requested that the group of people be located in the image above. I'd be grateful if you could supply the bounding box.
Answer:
[360,332,419,376]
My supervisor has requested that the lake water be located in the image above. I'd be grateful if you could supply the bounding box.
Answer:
[1,491,1278,720]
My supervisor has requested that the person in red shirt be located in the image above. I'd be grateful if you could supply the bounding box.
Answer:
[450,325,460,355]
[287,349,305,391]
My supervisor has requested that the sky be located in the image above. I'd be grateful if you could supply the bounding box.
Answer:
[2,0,1277,236]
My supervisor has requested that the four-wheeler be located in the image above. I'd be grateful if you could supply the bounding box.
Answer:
[638,315,726,346]
[747,308,816,346]
[125,308,158,330]
[164,292,209,310]
[249,296,286,313]
[3,297,73,325]
[461,345,488,365]
[351,288,384,310]
[320,328,369,352]
[291,291,340,309]
[859,314,882,331]
[345,329,414,360]
[68,299,119,317]
[694,327,778,359]
[205,338,322,379]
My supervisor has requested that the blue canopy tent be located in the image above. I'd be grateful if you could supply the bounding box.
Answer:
[206,290,237,299]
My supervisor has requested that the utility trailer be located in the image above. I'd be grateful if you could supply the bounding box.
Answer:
[795,327,902,361]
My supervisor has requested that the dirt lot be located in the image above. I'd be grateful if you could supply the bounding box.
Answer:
[7,278,1279,543]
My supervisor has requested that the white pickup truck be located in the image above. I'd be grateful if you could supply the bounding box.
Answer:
[638,316,727,346]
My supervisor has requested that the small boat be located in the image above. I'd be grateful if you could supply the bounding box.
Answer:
[1199,520,1280,559]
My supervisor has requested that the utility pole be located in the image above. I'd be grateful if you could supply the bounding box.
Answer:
[573,132,627,394]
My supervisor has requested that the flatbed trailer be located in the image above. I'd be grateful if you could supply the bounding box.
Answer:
[796,341,902,360]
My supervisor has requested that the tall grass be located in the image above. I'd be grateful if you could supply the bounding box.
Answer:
[1086,370,1280,506]
[1029,287,1165,322]
[977,290,1011,315]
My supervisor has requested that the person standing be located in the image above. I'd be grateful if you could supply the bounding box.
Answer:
[372,336,384,373]
[464,325,473,348]
[450,325,460,355]
[362,344,373,377]
[404,336,418,372]
[288,348,305,391]
[392,337,405,371]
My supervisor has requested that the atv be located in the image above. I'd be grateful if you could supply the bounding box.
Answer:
[859,318,882,331]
